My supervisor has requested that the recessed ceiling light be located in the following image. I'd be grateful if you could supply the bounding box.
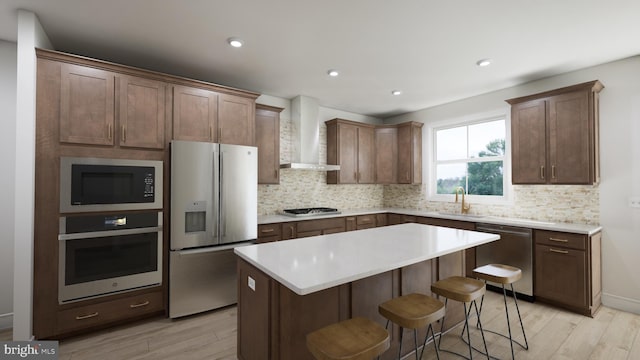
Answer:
[476,58,492,67]
[327,69,339,77]
[227,37,243,48]
[391,90,402,96]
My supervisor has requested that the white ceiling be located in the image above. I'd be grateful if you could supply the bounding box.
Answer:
[1,0,639,118]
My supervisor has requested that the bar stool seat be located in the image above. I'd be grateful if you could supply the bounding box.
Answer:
[378,293,445,359]
[306,317,390,360]
[431,276,489,360]
[473,264,529,360]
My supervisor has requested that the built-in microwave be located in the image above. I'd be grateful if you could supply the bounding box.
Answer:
[60,157,163,213]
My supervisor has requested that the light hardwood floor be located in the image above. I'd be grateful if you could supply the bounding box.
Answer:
[3,291,639,359]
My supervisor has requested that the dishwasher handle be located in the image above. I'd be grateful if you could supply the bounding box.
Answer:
[476,225,532,238]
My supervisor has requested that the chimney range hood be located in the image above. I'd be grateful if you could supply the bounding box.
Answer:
[280,95,340,171]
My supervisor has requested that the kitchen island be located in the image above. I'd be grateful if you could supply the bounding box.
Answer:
[234,223,499,360]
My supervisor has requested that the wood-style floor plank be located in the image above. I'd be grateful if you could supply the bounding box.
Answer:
[1,292,637,359]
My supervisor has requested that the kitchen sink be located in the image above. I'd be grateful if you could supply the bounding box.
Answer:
[436,212,485,219]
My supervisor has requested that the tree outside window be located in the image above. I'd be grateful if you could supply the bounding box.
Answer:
[435,119,506,197]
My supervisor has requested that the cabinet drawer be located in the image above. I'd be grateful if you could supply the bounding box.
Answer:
[535,230,586,250]
[356,215,376,226]
[296,218,345,233]
[56,291,163,334]
[258,224,281,243]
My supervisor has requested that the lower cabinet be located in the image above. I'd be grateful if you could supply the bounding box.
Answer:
[534,230,601,316]
[56,290,163,335]
[257,223,281,243]
[296,218,346,238]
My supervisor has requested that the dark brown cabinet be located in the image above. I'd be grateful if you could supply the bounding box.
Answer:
[375,126,398,184]
[257,223,282,243]
[296,217,346,238]
[326,119,375,184]
[218,94,255,146]
[59,63,115,146]
[255,104,283,184]
[534,230,601,316]
[172,85,218,142]
[59,63,166,149]
[507,81,603,184]
[118,75,166,149]
[397,122,423,184]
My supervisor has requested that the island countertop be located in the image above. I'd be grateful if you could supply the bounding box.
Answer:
[234,223,499,295]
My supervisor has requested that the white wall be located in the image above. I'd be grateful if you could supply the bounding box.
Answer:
[13,10,52,340]
[0,40,17,331]
[386,56,640,314]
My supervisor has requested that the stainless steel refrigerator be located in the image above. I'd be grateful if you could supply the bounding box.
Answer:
[169,140,257,318]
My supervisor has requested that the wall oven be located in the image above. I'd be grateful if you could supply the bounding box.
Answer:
[60,157,163,213]
[58,211,163,303]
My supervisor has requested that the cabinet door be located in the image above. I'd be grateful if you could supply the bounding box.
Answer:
[511,99,547,184]
[357,126,375,183]
[218,94,255,146]
[548,90,591,184]
[118,75,166,149]
[281,222,297,240]
[255,107,281,184]
[397,123,422,184]
[173,85,218,142]
[337,123,358,183]
[60,63,115,145]
[375,127,398,184]
[535,244,587,308]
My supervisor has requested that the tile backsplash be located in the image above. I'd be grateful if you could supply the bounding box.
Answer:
[258,110,599,225]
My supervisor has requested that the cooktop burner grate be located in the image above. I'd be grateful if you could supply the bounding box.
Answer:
[282,207,341,217]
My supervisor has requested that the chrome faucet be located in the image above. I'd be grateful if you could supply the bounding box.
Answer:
[455,186,471,214]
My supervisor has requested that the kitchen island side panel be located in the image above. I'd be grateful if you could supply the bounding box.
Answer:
[237,256,458,360]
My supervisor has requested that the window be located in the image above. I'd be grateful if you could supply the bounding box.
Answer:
[431,116,509,202]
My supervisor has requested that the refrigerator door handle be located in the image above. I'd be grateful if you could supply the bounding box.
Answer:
[220,151,226,238]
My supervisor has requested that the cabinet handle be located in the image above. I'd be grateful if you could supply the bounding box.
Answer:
[549,248,569,254]
[354,171,357,181]
[129,301,150,308]
[261,228,275,233]
[540,166,545,180]
[107,123,112,140]
[274,169,278,179]
[75,312,99,320]
[406,171,410,181]
[121,125,126,143]
[551,165,556,179]
[218,128,221,141]
[209,126,213,141]
[549,237,569,243]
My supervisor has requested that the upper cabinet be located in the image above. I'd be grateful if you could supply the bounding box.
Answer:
[172,85,218,142]
[397,122,423,184]
[172,87,255,146]
[375,126,398,184]
[326,119,375,184]
[118,75,166,149]
[59,63,116,146]
[507,81,603,185]
[255,104,284,184]
[59,64,166,149]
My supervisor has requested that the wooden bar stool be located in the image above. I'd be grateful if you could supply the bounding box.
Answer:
[306,317,390,360]
[472,264,529,360]
[431,276,489,360]
[378,293,445,360]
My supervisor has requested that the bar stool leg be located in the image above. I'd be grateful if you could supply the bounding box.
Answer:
[501,284,516,360]
[421,323,440,360]
[437,298,448,348]
[511,283,529,350]
[473,300,490,360]
[398,326,404,360]
[463,302,473,359]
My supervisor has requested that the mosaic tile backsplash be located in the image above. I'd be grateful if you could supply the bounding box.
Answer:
[258,113,599,224]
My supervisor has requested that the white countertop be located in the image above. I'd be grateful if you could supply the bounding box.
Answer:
[258,208,602,235]
[235,223,499,295]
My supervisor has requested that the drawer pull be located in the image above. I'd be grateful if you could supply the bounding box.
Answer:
[549,237,569,243]
[130,301,150,308]
[549,248,569,254]
[75,312,99,320]
[261,228,275,233]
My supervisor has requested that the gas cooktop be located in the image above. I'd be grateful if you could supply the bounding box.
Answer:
[281,207,341,217]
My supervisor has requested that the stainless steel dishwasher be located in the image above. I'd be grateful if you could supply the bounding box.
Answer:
[475,223,533,301]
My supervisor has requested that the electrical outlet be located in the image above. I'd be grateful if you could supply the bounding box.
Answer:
[629,197,640,208]
[248,276,256,291]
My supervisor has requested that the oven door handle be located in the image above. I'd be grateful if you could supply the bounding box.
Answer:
[58,226,162,241]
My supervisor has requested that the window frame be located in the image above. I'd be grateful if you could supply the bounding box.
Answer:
[426,109,513,205]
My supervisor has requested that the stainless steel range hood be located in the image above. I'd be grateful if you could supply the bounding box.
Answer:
[280,95,340,171]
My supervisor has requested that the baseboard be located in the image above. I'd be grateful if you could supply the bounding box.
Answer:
[0,312,13,331]
[602,292,640,315]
